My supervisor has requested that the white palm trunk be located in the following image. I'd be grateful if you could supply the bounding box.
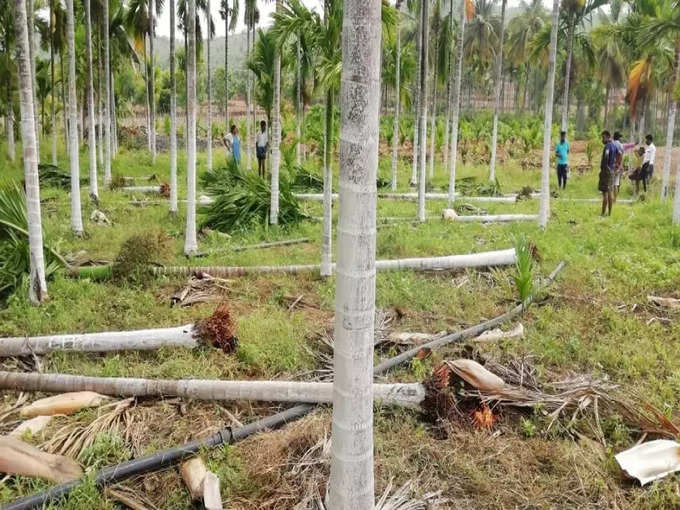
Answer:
[14,0,48,303]
[206,0,213,173]
[224,8,229,129]
[184,0,198,256]
[27,0,39,158]
[329,1,381,504]
[50,0,57,166]
[560,21,574,133]
[417,0,429,223]
[410,3,422,187]
[65,0,83,235]
[149,0,156,162]
[245,26,252,171]
[428,70,437,180]
[0,372,425,408]
[5,103,14,162]
[110,74,119,155]
[320,90,333,277]
[296,37,302,166]
[270,0,282,225]
[390,1,403,191]
[488,0,507,183]
[443,0,453,176]
[84,0,98,200]
[661,48,679,201]
[103,0,112,185]
[169,0,178,214]
[538,0,560,229]
[447,0,465,206]
[673,154,680,224]
[97,35,104,168]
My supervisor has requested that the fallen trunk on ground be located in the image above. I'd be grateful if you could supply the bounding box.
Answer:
[296,192,517,203]
[119,186,162,193]
[4,262,565,509]
[0,302,238,357]
[0,373,426,408]
[20,391,110,417]
[195,238,311,257]
[155,248,517,278]
[0,436,83,483]
[442,210,538,223]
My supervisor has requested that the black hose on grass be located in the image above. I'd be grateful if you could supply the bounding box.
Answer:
[4,261,566,510]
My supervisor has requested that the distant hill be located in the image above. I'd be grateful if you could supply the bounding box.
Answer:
[154,32,249,71]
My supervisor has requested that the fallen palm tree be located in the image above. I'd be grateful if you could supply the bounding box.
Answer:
[154,248,517,278]
[119,184,170,197]
[442,210,538,223]
[195,238,312,258]
[3,262,565,509]
[0,302,238,357]
[294,192,517,203]
[0,374,426,408]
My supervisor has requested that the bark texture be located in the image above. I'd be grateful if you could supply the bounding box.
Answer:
[329,1,382,506]
[539,0,560,229]
[14,0,48,303]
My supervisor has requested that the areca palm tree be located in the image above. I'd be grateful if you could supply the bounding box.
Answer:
[390,0,404,191]
[84,0,98,200]
[13,0,48,303]
[27,0,39,159]
[488,0,507,182]
[65,0,84,235]
[184,0,198,256]
[417,0,429,222]
[170,0,178,214]
[0,0,16,162]
[103,0,112,184]
[206,0,213,173]
[328,0,381,505]
[270,0,282,225]
[219,0,239,129]
[538,0,560,229]
[244,0,259,171]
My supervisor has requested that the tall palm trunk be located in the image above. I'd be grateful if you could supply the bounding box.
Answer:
[184,0,198,256]
[443,0,453,176]
[296,36,302,166]
[661,46,680,201]
[270,0,282,224]
[673,158,680,224]
[428,19,439,181]
[111,72,118,154]
[149,0,156,162]
[328,0,381,506]
[103,0,112,184]
[27,0,40,158]
[184,29,188,153]
[84,0,98,200]
[50,0,57,165]
[97,29,104,168]
[417,0,429,223]
[410,4,422,187]
[5,97,14,162]
[65,0,83,235]
[206,0,213,173]
[13,0,48,303]
[390,1,403,191]
[61,54,69,157]
[169,0,178,214]
[538,0,560,229]
[143,39,151,152]
[320,89,333,277]
[560,20,574,132]
[224,10,229,129]
[245,25,252,171]
[447,0,466,205]
[489,0,507,182]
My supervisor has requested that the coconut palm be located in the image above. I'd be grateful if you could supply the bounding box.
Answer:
[84,0,98,201]
[488,0,507,182]
[65,0,83,235]
[184,0,198,256]
[14,0,48,302]
[328,0,381,505]
[538,0,560,229]
[590,9,625,126]
[448,0,474,205]
[219,0,238,129]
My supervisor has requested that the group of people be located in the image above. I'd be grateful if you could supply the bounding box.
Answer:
[222,121,270,178]
[554,129,656,216]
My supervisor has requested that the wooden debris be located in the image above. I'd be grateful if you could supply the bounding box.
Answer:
[472,323,525,343]
[170,274,230,307]
[0,436,82,483]
[181,457,208,500]
[90,209,112,225]
[647,295,680,309]
[615,440,680,485]
[203,472,223,510]
[9,415,52,437]
[444,359,507,392]
[20,391,110,417]
[385,332,436,346]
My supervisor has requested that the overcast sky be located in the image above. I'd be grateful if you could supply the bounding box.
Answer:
[155,0,548,38]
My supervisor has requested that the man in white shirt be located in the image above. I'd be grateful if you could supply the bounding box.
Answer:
[642,134,655,192]
[256,120,269,178]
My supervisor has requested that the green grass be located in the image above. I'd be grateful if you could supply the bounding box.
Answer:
[0,135,679,508]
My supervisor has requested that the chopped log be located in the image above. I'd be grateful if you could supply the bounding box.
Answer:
[232,238,311,252]
[0,373,426,408]
[0,436,83,483]
[20,392,110,417]
[203,472,223,510]
[10,416,52,437]
[156,249,517,278]
[180,458,207,500]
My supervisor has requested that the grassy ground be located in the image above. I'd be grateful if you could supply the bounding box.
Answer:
[1,138,680,509]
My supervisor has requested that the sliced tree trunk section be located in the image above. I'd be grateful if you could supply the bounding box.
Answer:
[0,436,83,483]
[156,249,517,278]
[0,324,198,357]
[0,373,425,408]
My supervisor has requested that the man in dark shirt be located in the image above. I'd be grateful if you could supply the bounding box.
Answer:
[598,130,619,216]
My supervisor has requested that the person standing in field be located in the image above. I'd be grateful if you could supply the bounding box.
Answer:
[256,120,269,179]
[599,130,618,216]
[555,130,570,189]
[641,134,656,192]
[229,124,241,165]
[612,131,624,201]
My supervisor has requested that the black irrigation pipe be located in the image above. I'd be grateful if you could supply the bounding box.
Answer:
[3,261,566,510]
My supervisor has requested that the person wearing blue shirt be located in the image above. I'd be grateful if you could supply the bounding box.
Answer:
[555,131,570,189]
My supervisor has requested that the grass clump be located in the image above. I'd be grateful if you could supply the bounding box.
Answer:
[200,159,306,232]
